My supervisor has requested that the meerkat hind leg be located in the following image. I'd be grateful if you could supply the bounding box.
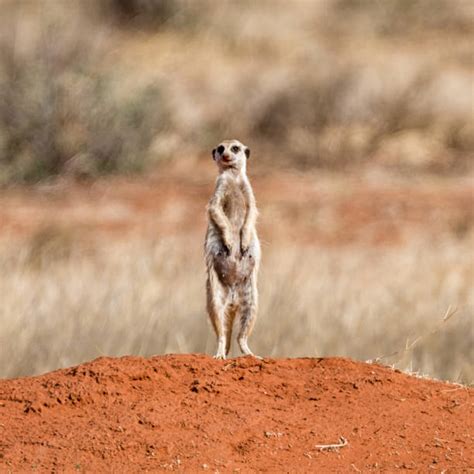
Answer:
[236,284,261,359]
[208,279,228,360]
[214,318,226,359]
[214,325,227,360]
[225,306,236,356]
[214,297,238,359]
[213,304,228,359]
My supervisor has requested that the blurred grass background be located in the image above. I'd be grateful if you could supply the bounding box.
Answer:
[0,0,472,382]
[1,236,472,382]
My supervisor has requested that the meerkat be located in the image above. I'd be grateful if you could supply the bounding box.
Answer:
[204,139,261,359]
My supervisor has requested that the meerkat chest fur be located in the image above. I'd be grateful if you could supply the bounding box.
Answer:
[222,178,247,241]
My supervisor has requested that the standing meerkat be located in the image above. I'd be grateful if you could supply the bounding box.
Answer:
[205,139,261,359]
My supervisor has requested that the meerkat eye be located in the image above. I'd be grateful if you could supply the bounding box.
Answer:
[231,145,240,153]
[217,145,225,154]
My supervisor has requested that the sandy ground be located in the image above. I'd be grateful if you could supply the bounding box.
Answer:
[0,355,472,472]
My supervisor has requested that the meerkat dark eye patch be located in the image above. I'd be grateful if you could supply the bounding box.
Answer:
[245,147,250,159]
[217,145,225,155]
[231,145,240,153]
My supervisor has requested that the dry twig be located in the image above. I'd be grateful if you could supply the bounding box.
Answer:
[315,436,348,451]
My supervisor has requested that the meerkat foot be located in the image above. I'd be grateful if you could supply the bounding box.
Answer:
[242,351,262,360]
[246,353,263,360]
[214,337,227,359]
[238,338,261,359]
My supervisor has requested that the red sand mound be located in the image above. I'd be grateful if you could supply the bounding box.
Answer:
[0,355,472,472]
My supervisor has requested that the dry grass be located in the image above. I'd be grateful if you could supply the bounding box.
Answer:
[1,233,472,383]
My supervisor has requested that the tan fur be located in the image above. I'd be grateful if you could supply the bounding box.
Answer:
[204,139,261,359]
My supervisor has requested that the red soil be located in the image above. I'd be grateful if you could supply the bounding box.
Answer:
[0,355,472,472]
[1,168,473,246]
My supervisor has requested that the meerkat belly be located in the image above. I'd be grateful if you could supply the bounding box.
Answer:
[214,252,255,287]
[214,184,255,287]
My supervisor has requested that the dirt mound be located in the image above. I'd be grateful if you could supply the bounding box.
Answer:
[0,355,472,472]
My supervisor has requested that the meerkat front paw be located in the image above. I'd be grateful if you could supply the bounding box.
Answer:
[217,248,229,257]
[224,240,234,255]
[240,243,250,257]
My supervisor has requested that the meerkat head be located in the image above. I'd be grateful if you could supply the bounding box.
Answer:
[212,139,250,173]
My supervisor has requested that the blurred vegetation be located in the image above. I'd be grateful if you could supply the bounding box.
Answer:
[0,0,472,183]
[0,3,169,184]
[332,0,473,35]
[99,0,198,30]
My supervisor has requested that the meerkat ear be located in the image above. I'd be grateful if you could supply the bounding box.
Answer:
[212,148,216,160]
[245,147,250,159]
